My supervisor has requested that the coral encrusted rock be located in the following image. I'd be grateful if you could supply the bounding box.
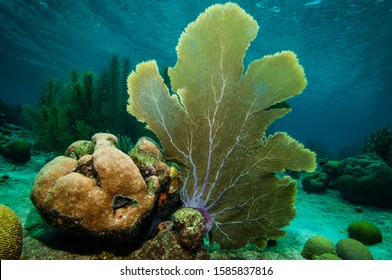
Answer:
[30,133,158,240]
[129,137,170,185]
[0,204,23,259]
[130,208,209,260]
[172,208,206,251]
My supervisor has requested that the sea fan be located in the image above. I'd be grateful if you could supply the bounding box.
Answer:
[127,3,316,249]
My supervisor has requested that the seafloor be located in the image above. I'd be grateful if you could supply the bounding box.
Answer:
[1,152,391,260]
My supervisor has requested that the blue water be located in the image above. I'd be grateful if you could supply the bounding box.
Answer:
[0,0,391,153]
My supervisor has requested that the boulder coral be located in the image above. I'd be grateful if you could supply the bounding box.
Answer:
[301,172,328,193]
[0,204,23,259]
[348,220,382,245]
[337,153,392,208]
[1,139,31,163]
[30,133,159,240]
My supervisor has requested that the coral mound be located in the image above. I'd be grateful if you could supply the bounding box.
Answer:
[301,235,337,260]
[337,153,392,208]
[30,133,159,240]
[348,220,382,245]
[0,204,23,259]
[336,238,373,260]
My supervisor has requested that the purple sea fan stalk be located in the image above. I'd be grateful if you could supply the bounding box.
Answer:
[127,3,316,249]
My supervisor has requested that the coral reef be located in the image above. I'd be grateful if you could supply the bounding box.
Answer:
[30,133,158,240]
[335,238,373,260]
[347,220,382,245]
[301,235,337,260]
[0,204,23,259]
[337,153,392,208]
[127,3,315,249]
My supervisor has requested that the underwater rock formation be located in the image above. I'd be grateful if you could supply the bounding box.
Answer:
[127,3,316,249]
[337,153,392,208]
[30,133,159,240]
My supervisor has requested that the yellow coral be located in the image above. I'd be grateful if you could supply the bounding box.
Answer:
[127,3,316,249]
[0,204,23,259]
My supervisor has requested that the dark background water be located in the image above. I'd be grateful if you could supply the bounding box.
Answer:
[1,0,391,154]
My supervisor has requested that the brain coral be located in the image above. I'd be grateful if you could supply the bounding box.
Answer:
[336,238,373,260]
[0,204,23,259]
[301,235,337,260]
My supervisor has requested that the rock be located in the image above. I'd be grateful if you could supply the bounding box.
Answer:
[30,133,158,241]
[337,153,392,208]
[0,204,23,259]
[1,139,31,163]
